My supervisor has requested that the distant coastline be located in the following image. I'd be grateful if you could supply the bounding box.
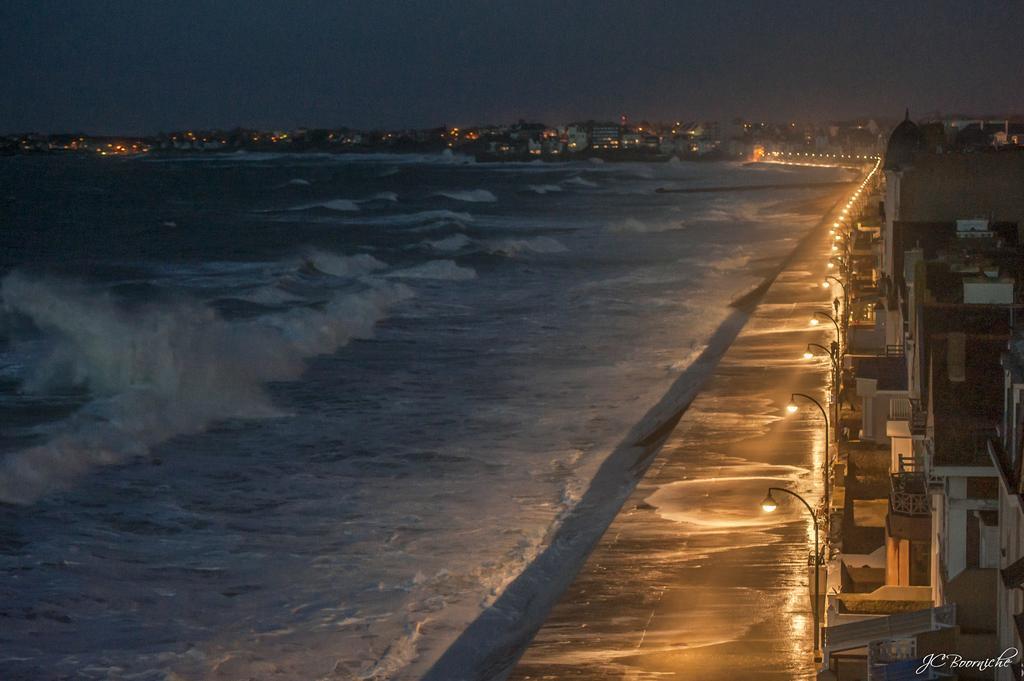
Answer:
[1,118,887,162]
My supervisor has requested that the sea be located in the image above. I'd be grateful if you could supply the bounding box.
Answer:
[0,151,853,680]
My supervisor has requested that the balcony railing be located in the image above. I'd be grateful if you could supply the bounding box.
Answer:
[889,398,912,420]
[883,344,905,357]
[888,398,927,437]
[867,638,941,681]
[824,604,956,654]
[890,472,929,516]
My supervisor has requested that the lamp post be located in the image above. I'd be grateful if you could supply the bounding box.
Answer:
[822,275,849,337]
[822,275,846,306]
[828,255,849,277]
[803,342,838,375]
[761,486,821,654]
[803,342,842,446]
[810,310,841,344]
[787,392,832,518]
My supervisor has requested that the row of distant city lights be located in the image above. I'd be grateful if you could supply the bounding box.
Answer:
[822,156,881,293]
[771,151,880,161]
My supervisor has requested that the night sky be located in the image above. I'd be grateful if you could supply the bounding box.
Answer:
[3,0,1023,134]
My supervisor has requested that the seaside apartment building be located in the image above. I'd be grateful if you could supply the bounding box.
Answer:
[820,115,1024,680]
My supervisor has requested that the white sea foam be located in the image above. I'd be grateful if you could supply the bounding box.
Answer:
[484,236,568,256]
[362,191,399,203]
[301,250,387,277]
[276,178,311,188]
[285,198,361,212]
[562,176,597,188]
[607,217,688,234]
[526,184,562,195]
[237,286,306,306]
[0,272,411,504]
[421,234,567,257]
[424,234,473,252]
[386,260,476,281]
[433,189,497,203]
[709,254,752,272]
[358,210,474,227]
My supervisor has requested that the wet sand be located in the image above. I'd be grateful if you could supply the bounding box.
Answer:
[507,187,847,680]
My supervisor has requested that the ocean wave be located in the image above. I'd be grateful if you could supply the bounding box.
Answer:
[526,184,562,195]
[234,286,306,306]
[0,272,411,504]
[276,178,312,188]
[363,191,399,203]
[358,210,474,227]
[484,236,568,256]
[433,189,497,203]
[299,250,388,277]
[562,176,598,188]
[607,217,688,234]
[709,253,752,272]
[422,234,568,257]
[267,192,400,213]
[284,198,361,212]
[385,260,477,281]
[424,234,473,253]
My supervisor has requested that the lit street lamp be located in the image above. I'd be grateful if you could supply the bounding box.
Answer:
[810,310,841,340]
[822,275,849,334]
[761,486,822,653]
[787,392,832,518]
[803,342,837,370]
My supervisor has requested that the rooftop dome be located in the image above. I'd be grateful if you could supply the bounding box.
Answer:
[884,109,924,170]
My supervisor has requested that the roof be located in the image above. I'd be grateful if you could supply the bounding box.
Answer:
[884,110,924,170]
[929,333,1005,467]
[853,355,908,391]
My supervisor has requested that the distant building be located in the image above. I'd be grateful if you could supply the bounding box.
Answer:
[589,123,620,150]
[565,124,588,152]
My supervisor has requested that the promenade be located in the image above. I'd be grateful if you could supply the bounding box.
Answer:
[509,179,854,680]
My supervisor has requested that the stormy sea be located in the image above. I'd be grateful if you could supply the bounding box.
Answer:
[0,152,852,680]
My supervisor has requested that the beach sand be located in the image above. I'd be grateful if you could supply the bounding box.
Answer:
[506,185,847,680]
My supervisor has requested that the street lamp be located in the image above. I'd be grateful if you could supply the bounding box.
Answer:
[823,275,849,323]
[803,342,837,369]
[761,486,821,653]
[810,310,841,338]
[803,342,842,421]
[787,392,832,518]
[822,275,845,295]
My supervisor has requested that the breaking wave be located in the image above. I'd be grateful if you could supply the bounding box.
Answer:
[276,178,312,188]
[422,234,568,257]
[0,272,411,504]
[608,217,688,234]
[526,184,562,194]
[300,250,387,277]
[485,236,568,256]
[285,198,361,212]
[354,210,474,228]
[385,260,477,281]
[563,176,598,188]
[363,191,399,203]
[424,234,473,253]
[433,189,497,203]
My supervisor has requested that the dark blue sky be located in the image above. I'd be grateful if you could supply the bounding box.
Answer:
[2,0,1022,134]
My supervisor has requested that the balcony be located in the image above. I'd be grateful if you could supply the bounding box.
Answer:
[868,638,945,681]
[886,398,927,439]
[888,471,930,541]
[889,472,929,516]
[824,603,955,658]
